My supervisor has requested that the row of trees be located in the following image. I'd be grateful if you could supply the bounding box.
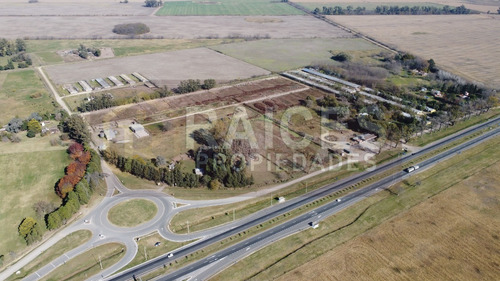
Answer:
[144,0,163,7]
[78,94,116,112]
[0,38,26,57]
[17,114,101,241]
[197,147,255,189]
[76,44,101,59]
[175,79,217,94]
[77,78,217,113]
[55,143,91,198]
[102,149,201,188]
[314,5,471,15]
[47,148,101,230]
[46,115,100,230]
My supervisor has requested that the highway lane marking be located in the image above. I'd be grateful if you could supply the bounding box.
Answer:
[35,272,41,277]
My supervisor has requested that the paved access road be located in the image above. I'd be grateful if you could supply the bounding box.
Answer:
[0,115,497,281]
[106,116,500,281]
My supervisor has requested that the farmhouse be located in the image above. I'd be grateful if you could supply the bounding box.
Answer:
[129,123,149,138]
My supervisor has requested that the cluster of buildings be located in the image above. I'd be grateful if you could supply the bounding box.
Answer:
[62,72,153,95]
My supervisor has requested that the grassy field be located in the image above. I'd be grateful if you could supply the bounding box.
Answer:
[0,69,58,125]
[27,39,243,65]
[331,14,500,88]
[122,232,194,270]
[211,38,381,72]
[278,162,500,280]
[41,243,125,281]
[7,230,92,280]
[0,135,69,268]
[107,199,158,227]
[156,0,304,16]
[111,166,160,190]
[411,108,500,146]
[211,135,500,281]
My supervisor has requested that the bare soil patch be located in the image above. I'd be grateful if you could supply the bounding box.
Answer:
[45,47,270,87]
[84,77,305,125]
[0,0,153,16]
[0,15,350,39]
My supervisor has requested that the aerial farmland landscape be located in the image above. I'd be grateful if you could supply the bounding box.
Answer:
[0,0,499,281]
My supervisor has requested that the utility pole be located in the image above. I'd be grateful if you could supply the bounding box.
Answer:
[233,209,235,221]
[144,246,148,261]
[306,182,308,193]
[187,221,190,234]
[271,193,273,206]
[98,255,103,270]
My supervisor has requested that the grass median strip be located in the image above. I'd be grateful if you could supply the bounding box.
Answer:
[169,125,489,235]
[41,243,125,281]
[6,230,91,281]
[121,232,196,271]
[211,135,500,281]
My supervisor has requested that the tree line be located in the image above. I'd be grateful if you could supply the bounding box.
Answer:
[77,78,217,113]
[175,79,217,94]
[313,4,472,15]
[46,115,99,230]
[0,38,32,71]
[17,114,101,242]
[196,146,254,189]
[101,149,200,188]
[46,147,101,230]
[144,0,163,8]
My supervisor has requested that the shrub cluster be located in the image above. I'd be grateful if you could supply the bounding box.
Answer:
[112,23,150,35]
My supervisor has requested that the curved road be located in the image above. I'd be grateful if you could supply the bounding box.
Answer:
[0,115,498,281]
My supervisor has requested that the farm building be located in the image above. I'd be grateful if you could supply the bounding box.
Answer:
[96,78,111,89]
[129,123,149,138]
[120,74,136,85]
[108,76,124,87]
[132,72,148,83]
[79,80,93,92]
[64,84,78,94]
[99,129,116,141]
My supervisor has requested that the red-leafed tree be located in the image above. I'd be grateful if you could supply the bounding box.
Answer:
[68,142,84,159]
[77,151,91,165]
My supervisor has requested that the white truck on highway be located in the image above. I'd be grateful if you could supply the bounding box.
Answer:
[405,165,420,173]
